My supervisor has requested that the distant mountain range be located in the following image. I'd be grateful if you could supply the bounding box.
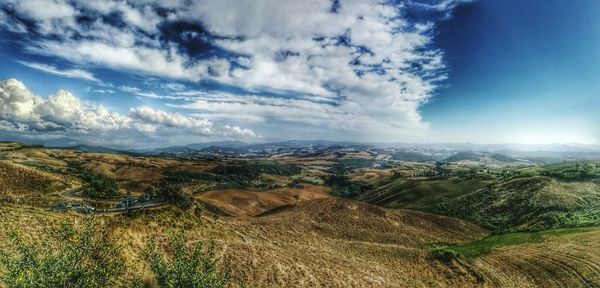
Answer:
[38,140,600,163]
[146,140,600,153]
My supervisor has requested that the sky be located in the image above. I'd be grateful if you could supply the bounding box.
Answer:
[0,0,597,148]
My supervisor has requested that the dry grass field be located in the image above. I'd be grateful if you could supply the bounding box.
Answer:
[195,184,330,216]
[0,198,488,287]
[0,144,599,287]
[2,197,597,287]
[0,160,77,207]
[471,229,600,287]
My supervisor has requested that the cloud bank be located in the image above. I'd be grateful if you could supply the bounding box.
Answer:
[0,79,257,147]
[0,0,466,144]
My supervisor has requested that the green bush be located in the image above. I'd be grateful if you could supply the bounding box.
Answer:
[325,174,372,198]
[0,219,124,288]
[539,161,600,181]
[81,170,119,198]
[147,181,192,209]
[142,231,231,288]
[66,161,119,198]
[428,247,461,263]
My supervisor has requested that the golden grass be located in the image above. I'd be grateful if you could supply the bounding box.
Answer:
[195,184,330,217]
[1,196,599,287]
[471,229,600,287]
[0,161,72,197]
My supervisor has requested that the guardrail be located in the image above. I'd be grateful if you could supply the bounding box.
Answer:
[95,201,166,214]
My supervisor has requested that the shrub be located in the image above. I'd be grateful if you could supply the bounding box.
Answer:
[0,218,124,288]
[325,174,372,198]
[147,181,192,209]
[428,247,461,263]
[79,170,119,198]
[142,231,231,288]
[66,161,119,198]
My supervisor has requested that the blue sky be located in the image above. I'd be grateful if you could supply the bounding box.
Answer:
[0,0,597,147]
[422,0,600,144]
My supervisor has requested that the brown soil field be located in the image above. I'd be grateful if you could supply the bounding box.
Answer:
[112,166,163,181]
[195,184,331,216]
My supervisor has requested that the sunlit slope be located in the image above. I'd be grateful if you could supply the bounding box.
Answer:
[429,176,600,232]
[0,160,71,198]
[2,194,599,287]
[471,228,600,287]
[195,184,330,216]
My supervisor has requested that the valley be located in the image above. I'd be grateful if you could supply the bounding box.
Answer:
[0,141,599,287]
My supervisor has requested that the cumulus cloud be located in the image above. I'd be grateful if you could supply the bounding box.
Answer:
[0,79,257,147]
[0,0,466,142]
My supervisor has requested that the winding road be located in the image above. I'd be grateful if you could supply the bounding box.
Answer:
[57,186,166,214]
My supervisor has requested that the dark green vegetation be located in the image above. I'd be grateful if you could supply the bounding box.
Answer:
[142,231,230,288]
[0,219,231,288]
[146,181,192,209]
[67,161,119,198]
[325,174,372,198]
[358,177,489,209]
[164,162,302,191]
[80,170,119,198]
[518,161,600,181]
[0,219,124,288]
[443,151,519,163]
[429,227,598,261]
[428,176,600,232]
[354,161,600,233]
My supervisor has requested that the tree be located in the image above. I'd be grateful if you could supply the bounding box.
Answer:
[0,218,124,288]
[142,231,231,288]
[146,181,192,209]
[81,170,119,198]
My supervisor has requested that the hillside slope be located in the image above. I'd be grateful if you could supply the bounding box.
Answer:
[121,197,488,287]
[1,193,599,287]
[471,228,600,287]
[195,184,330,216]
[0,161,71,197]
[358,177,490,209]
[428,176,600,232]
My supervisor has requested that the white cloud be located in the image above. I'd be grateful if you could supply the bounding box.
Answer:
[0,0,466,142]
[91,89,115,94]
[129,105,212,130]
[0,79,257,146]
[17,61,98,82]
[0,78,42,121]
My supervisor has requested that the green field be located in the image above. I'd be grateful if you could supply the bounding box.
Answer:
[428,176,600,232]
[358,177,490,209]
[429,227,599,261]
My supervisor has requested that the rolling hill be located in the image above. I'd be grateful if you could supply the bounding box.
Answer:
[358,177,491,209]
[428,176,600,232]
[443,151,529,166]
[0,143,599,287]
[195,184,330,216]
[0,160,74,206]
